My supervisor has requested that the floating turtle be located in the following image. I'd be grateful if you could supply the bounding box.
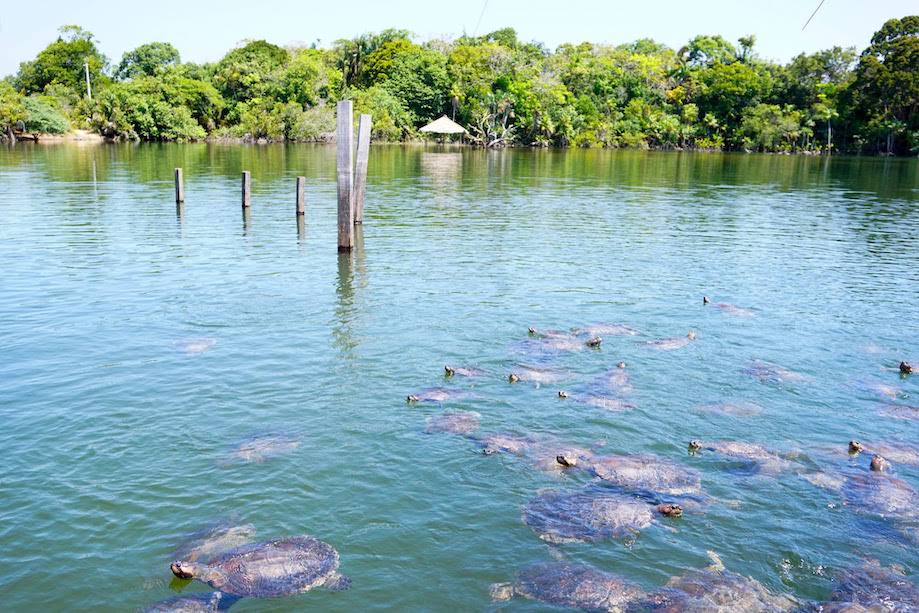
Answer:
[848,441,919,466]
[563,393,636,413]
[170,536,350,598]
[590,368,633,395]
[143,591,237,612]
[508,365,570,386]
[490,562,645,611]
[528,443,595,473]
[177,337,217,355]
[443,365,485,378]
[223,433,300,464]
[879,403,919,421]
[574,323,641,337]
[694,401,763,417]
[853,379,901,400]
[586,454,702,497]
[743,360,811,385]
[523,486,682,544]
[406,387,474,403]
[173,521,257,563]
[843,473,919,520]
[644,332,697,350]
[703,297,756,317]
[818,561,919,612]
[424,410,480,435]
[636,551,798,612]
[688,440,796,475]
[473,432,535,456]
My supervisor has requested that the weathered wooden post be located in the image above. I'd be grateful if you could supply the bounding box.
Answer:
[174,168,184,203]
[353,114,372,224]
[242,171,251,208]
[336,100,354,251]
[296,176,306,216]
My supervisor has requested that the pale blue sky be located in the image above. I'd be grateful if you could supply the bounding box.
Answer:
[1,0,915,77]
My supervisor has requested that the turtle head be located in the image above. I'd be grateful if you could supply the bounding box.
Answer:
[527,327,537,336]
[508,373,520,383]
[870,455,890,472]
[849,440,864,454]
[444,366,455,377]
[557,390,569,399]
[657,503,683,518]
[687,331,697,340]
[617,361,627,369]
[901,361,913,374]
[703,296,710,305]
[556,454,578,467]
[170,560,199,580]
[586,336,602,347]
[406,394,420,403]
[688,440,703,452]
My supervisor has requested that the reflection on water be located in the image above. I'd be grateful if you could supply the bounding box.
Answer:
[0,144,917,611]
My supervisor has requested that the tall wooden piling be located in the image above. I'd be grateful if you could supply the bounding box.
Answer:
[174,168,185,203]
[336,100,354,251]
[296,176,306,216]
[242,171,251,208]
[353,114,372,224]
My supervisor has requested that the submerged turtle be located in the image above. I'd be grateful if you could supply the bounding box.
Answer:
[848,441,919,466]
[177,337,217,355]
[170,536,350,598]
[562,393,636,413]
[586,454,702,497]
[223,433,300,464]
[688,440,795,475]
[406,387,474,403]
[424,410,480,435]
[443,365,485,378]
[818,561,919,612]
[523,486,682,544]
[575,323,641,337]
[694,401,763,417]
[473,432,536,456]
[508,364,570,386]
[743,360,811,385]
[636,551,797,612]
[644,332,697,350]
[879,403,919,421]
[143,591,237,612]
[490,562,645,611]
[590,368,633,395]
[703,297,756,317]
[843,472,919,520]
[173,521,257,563]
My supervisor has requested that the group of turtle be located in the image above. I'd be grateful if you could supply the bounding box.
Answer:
[408,300,918,611]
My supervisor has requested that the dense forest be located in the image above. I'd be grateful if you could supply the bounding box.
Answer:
[1,17,916,154]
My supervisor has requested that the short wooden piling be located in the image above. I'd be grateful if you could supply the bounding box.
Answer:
[174,168,184,203]
[296,176,306,216]
[336,100,354,251]
[353,114,372,224]
[241,171,251,208]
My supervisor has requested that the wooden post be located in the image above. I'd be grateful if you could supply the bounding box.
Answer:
[174,168,185,203]
[241,171,251,208]
[353,114,372,224]
[296,176,306,216]
[336,100,354,251]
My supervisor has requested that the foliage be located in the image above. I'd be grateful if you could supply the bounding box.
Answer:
[23,96,71,133]
[15,25,107,95]
[116,42,181,79]
[0,82,27,136]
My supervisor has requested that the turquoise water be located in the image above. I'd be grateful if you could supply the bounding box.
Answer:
[0,144,917,611]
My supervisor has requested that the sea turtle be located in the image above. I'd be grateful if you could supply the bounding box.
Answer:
[879,403,919,421]
[703,297,756,317]
[558,391,635,412]
[473,432,536,456]
[743,360,811,385]
[693,401,763,417]
[143,591,237,612]
[847,441,919,466]
[490,562,646,611]
[177,337,217,355]
[591,368,634,395]
[406,387,474,403]
[508,364,570,386]
[575,323,641,337]
[170,536,350,598]
[644,332,697,350]
[853,379,901,400]
[585,454,702,497]
[443,365,485,378]
[523,486,683,544]
[223,433,300,464]
[528,443,595,473]
[635,551,798,612]
[870,455,891,472]
[818,561,919,612]
[424,410,480,435]
[900,361,913,374]
[843,472,919,520]
[688,440,795,475]
[173,521,257,563]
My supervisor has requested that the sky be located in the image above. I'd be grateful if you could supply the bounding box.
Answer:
[1,0,915,77]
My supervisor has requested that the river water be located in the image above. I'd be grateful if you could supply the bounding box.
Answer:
[0,144,916,611]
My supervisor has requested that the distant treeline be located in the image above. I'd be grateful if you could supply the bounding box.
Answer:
[1,18,916,154]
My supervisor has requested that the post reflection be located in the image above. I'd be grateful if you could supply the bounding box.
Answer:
[332,224,366,360]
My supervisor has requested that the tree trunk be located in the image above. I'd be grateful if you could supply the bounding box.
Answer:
[6,125,16,144]
[826,120,832,155]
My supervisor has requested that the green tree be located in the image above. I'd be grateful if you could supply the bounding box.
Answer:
[116,42,181,79]
[15,25,107,95]
[363,40,450,124]
[0,82,27,139]
[214,40,289,103]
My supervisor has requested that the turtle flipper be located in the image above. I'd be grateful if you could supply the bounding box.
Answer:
[323,572,352,591]
[489,582,516,601]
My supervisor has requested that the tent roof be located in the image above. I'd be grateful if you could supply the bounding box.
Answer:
[419,115,467,134]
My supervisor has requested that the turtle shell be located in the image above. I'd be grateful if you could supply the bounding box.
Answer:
[511,562,645,611]
[524,488,655,543]
[588,454,702,496]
